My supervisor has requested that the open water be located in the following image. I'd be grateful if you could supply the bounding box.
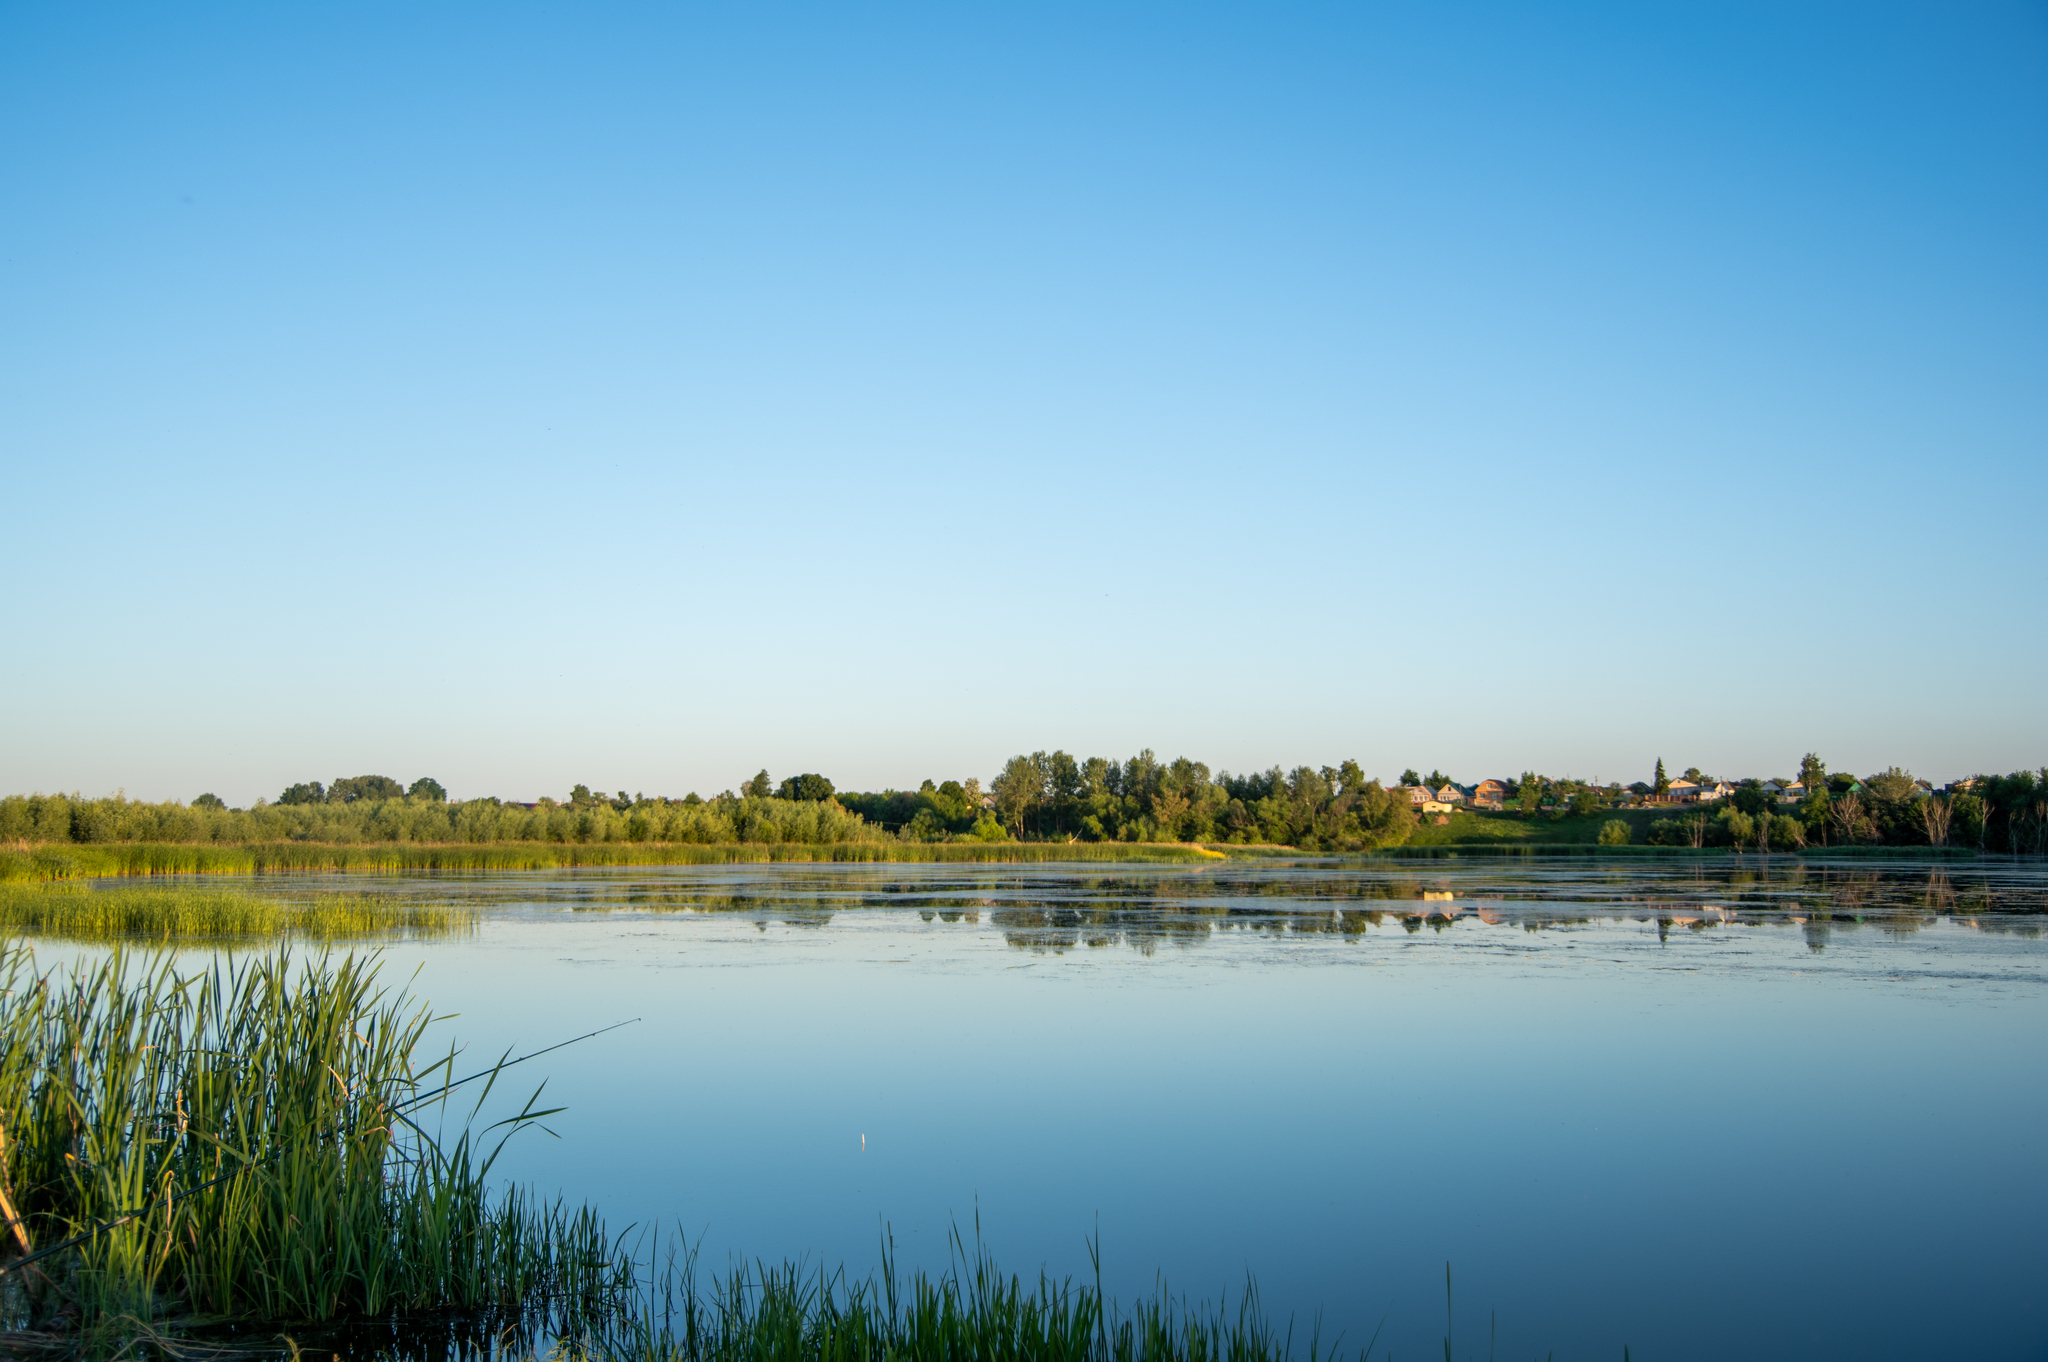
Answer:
[86,859,2048,1358]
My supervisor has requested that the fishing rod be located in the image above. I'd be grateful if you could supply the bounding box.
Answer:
[396,1017,641,1114]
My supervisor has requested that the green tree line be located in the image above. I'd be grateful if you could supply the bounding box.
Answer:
[0,789,880,847]
[5,754,2042,853]
[839,750,1416,851]
[1634,759,2048,853]
[1,752,1418,851]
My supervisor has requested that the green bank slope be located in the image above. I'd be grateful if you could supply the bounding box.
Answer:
[0,840,1234,881]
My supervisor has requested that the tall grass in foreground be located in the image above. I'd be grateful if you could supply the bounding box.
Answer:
[0,883,475,942]
[0,948,1373,1362]
[0,946,632,1345]
[565,1226,1348,1362]
[0,841,1224,883]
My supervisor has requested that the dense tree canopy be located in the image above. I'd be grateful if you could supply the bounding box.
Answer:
[0,790,878,847]
[6,752,2041,855]
[329,775,406,804]
[776,773,835,802]
[280,775,431,806]
[842,750,1414,850]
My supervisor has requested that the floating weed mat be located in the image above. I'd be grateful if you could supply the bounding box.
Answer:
[0,884,476,942]
[0,945,634,1355]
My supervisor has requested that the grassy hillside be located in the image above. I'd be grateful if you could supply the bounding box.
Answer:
[1399,806,1672,846]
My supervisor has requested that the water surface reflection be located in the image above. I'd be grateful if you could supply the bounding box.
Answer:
[202,857,2048,957]
[85,856,2045,1362]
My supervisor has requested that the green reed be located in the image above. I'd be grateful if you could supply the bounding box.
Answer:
[567,1221,1343,1362]
[0,841,1223,884]
[0,945,633,1342]
[0,883,475,942]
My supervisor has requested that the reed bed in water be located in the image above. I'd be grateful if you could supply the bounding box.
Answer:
[0,947,1354,1362]
[0,945,633,1349]
[571,1226,1346,1362]
[0,841,1222,883]
[0,883,474,942]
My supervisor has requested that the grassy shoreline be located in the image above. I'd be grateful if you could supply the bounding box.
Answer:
[0,882,475,941]
[0,837,2004,884]
[0,841,1233,882]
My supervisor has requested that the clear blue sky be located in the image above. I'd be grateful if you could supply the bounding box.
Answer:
[2,2,2043,804]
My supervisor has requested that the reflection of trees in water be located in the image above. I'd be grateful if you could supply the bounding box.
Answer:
[993,904,1078,954]
[992,902,1224,956]
[1817,868,1877,919]
[991,896,1422,954]
[749,909,834,930]
[1654,914,1727,943]
[1956,916,2042,938]
[406,860,2048,951]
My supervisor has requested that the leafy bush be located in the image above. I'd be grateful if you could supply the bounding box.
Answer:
[1596,819,1631,846]
[1769,814,1806,850]
[1714,806,1755,847]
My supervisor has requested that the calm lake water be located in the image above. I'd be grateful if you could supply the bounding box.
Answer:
[74,860,2048,1358]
